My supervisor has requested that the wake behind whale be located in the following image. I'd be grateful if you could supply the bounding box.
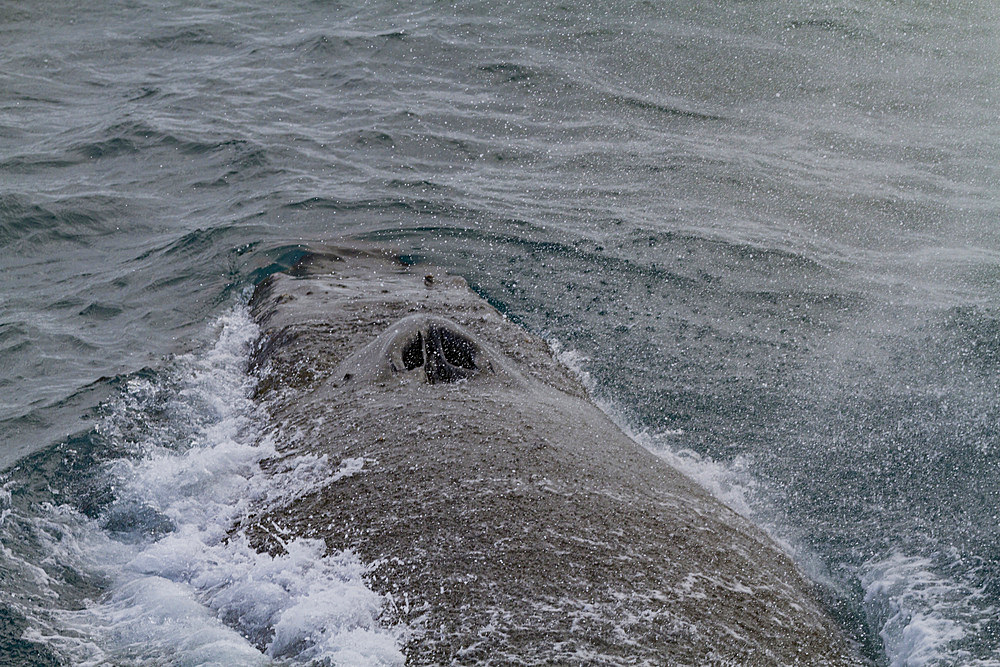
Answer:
[240,244,865,665]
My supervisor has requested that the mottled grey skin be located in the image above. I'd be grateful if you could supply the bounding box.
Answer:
[243,245,865,666]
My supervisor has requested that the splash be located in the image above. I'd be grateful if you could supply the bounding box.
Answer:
[862,551,997,667]
[0,305,404,665]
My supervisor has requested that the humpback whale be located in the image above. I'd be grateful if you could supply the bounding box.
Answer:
[242,245,864,665]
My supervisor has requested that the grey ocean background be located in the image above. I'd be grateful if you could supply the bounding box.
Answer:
[2,1,999,664]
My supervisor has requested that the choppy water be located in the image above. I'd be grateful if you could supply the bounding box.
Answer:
[2,0,1000,664]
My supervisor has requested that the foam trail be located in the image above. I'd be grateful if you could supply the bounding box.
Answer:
[8,305,404,666]
[862,551,998,667]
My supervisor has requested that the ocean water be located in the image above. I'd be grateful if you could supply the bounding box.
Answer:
[2,0,999,664]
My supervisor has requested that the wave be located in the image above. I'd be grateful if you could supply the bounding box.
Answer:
[280,28,409,58]
[1,120,270,177]
[479,62,538,84]
[607,90,725,122]
[138,22,245,51]
[0,193,131,247]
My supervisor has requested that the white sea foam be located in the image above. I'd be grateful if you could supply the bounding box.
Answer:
[550,340,759,520]
[861,551,998,667]
[549,340,829,600]
[10,304,404,666]
[550,341,1000,667]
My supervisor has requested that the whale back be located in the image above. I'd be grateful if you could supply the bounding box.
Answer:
[243,245,865,665]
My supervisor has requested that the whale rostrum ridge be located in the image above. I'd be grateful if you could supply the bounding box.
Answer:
[242,244,868,665]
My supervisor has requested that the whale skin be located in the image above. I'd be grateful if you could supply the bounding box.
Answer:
[241,244,866,666]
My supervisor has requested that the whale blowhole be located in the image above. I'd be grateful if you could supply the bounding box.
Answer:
[401,323,481,383]
[332,313,509,388]
[402,332,424,371]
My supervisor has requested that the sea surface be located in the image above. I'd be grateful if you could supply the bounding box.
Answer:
[2,0,999,664]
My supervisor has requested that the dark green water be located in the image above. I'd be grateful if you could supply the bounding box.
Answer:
[2,1,1000,663]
